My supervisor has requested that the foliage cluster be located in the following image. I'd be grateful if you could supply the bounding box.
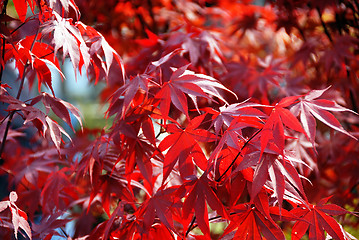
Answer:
[0,0,359,239]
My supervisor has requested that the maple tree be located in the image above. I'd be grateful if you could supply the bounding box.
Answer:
[1,0,359,239]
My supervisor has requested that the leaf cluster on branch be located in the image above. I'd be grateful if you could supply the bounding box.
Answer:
[0,0,359,239]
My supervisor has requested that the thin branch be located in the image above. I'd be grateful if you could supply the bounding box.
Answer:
[59,227,69,238]
[0,66,27,162]
[317,7,333,43]
[0,28,39,164]
[155,119,164,138]
[0,0,9,86]
[216,128,262,182]
[187,211,239,234]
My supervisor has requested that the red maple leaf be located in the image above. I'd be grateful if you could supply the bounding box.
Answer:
[158,114,217,183]
[221,193,285,240]
[260,96,306,157]
[291,197,355,240]
[180,174,229,238]
[155,64,235,119]
[291,87,358,146]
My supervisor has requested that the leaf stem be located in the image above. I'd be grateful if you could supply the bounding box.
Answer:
[185,215,196,237]
[216,128,262,182]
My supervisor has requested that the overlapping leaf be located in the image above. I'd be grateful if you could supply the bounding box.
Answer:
[204,99,266,136]
[41,12,90,73]
[158,115,217,183]
[260,96,306,156]
[107,74,150,119]
[138,186,179,234]
[76,22,125,83]
[30,92,82,132]
[44,0,80,18]
[155,64,235,119]
[0,192,32,240]
[221,202,285,240]
[5,35,63,94]
[0,93,73,151]
[291,87,358,146]
[291,197,354,240]
[181,174,229,238]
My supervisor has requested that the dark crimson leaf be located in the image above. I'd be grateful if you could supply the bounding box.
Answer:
[182,174,228,238]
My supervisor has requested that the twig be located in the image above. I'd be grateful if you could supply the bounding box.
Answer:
[0,66,27,162]
[0,0,9,86]
[0,28,39,164]
[185,211,239,235]
[317,7,333,43]
[216,128,262,182]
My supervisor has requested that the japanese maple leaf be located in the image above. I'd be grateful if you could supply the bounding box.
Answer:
[76,22,125,82]
[13,151,59,187]
[158,115,217,183]
[163,29,224,72]
[210,115,264,173]
[41,12,90,73]
[30,92,82,132]
[32,211,70,240]
[123,137,156,189]
[155,64,235,119]
[111,219,174,240]
[285,134,317,175]
[247,56,285,99]
[7,36,63,94]
[204,99,266,136]
[260,95,306,157]
[291,87,358,147]
[138,186,179,234]
[221,202,285,240]
[266,152,309,209]
[0,93,72,151]
[0,123,25,144]
[45,0,80,18]
[0,192,32,240]
[107,74,150,119]
[195,31,225,71]
[12,0,35,22]
[41,169,78,214]
[291,37,318,67]
[89,173,134,217]
[32,57,64,95]
[320,36,359,72]
[135,29,161,47]
[181,174,229,238]
[291,197,354,240]
[233,151,308,208]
